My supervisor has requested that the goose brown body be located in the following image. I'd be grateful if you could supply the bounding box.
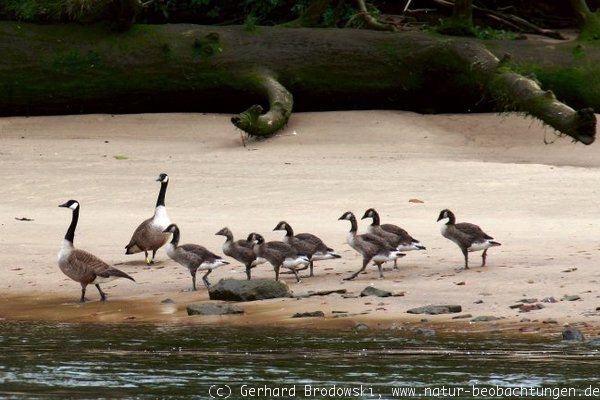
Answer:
[125,173,171,265]
[273,221,340,277]
[58,200,134,302]
[216,227,266,280]
[437,209,501,269]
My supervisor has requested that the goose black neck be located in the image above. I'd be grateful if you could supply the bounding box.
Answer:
[284,224,294,237]
[170,227,180,247]
[446,212,456,225]
[156,181,168,208]
[371,211,380,226]
[65,207,79,243]
[224,232,233,242]
[349,216,358,233]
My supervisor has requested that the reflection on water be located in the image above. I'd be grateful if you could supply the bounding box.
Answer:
[0,321,598,399]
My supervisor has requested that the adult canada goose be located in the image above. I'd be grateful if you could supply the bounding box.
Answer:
[163,224,229,290]
[247,233,309,283]
[338,211,405,280]
[361,208,426,268]
[215,227,267,280]
[273,221,341,277]
[437,209,501,269]
[125,173,171,265]
[58,200,135,302]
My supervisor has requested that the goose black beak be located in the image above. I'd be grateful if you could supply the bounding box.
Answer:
[436,215,443,222]
[58,202,69,208]
[360,213,369,220]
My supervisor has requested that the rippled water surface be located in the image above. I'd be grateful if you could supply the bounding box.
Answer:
[1,321,599,399]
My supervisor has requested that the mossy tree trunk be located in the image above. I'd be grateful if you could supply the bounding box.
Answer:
[0,22,596,143]
[438,0,475,36]
[570,0,600,40]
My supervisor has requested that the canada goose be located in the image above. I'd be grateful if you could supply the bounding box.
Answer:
[437,209,501,269]
[58,200,135,302]
[215,227,267,280]
[163,224,229,290]
[125,173,171,265]
[247,233,309,283]
[338,211,405,280]
[273,221,341,277]
[361,208,426,268]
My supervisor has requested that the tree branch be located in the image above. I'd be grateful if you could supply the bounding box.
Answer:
[231,74,293,138]
[353,0,397,31]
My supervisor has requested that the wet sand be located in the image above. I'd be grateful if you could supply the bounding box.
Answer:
[1,111,599,336]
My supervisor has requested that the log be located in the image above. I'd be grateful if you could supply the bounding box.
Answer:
[0,22,596,143]
[570,0,600,40]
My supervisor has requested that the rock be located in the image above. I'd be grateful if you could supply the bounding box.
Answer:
[292,311,325,318]
[353,322,369,331]
[407,305,462,315]
[585,337,600,347]
[408,199,424,203]
[392,291,406,297]
[520,326,540,333]
[294,289,347,298]
[186,302,244,316]
[519,303,544,312]
[414,328,436,336]
[543,318,558,324]
[472,315,501,322]
[455,281,465,286]
[360,287,392,297]
[208,279,291,302]
[542,297,558,303]
[562,326,585,341]
[452,314,473,319]
[342,293,359,299]
[474,300,484,304]
[160,298,175,304]
[562,295,582,302]
[518,298,538,304]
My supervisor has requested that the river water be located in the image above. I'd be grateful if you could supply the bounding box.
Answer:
[0,321,599,399]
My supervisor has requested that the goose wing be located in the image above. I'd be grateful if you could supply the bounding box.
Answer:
[179,244,222,262]
[360,233,395,252]
[455,222,493,242]
[381,223,417,243]
[69,249,134,282]
[295,233,329,253]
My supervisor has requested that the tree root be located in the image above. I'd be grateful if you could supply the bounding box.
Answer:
[448,43,596,144]
[351,0,397,31]
[231,74,293,138]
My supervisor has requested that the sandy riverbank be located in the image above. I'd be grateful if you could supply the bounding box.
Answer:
[1,111,599,337]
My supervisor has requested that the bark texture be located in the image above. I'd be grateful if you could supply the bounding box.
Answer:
[0,22,596,142]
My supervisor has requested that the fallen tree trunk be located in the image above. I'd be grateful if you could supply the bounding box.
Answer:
[0,22,596,143]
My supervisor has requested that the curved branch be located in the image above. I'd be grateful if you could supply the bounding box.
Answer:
[231,74,293,138]
[447,43,596,144]
[353,0,397,31]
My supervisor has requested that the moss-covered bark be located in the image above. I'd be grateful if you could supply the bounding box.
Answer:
[570,0,600,40]
[0,22,596,141]
[438,0,475,36]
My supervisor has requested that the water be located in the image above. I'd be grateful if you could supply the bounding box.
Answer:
[0,321,599,399]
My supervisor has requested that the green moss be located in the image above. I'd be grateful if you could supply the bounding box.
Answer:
[193,32,223,58]
[437,18,475,37]
[514,63,600,111]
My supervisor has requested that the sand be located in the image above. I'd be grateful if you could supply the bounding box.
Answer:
[1,110,599,336]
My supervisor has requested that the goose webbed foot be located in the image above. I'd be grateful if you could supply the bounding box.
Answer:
[202,270,212,289]
[377,263,384,279]
[95,284,107,301]
[79,286,87,303]
[481,249,488,267]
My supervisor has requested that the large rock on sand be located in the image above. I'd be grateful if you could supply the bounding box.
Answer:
[208,279,291,302]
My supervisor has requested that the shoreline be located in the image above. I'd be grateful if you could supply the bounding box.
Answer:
[0,290,594,341]
[1,111,600,341]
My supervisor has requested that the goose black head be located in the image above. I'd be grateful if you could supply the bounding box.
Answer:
[215,227,231,237]
[247,232,264,244]
[273,221,289,231]
[338,211,354,221]
[59,200,80,210]
[361,208,377,220]
[436,209,453,222]
[156,173,169,183]
[163,223,178,233]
